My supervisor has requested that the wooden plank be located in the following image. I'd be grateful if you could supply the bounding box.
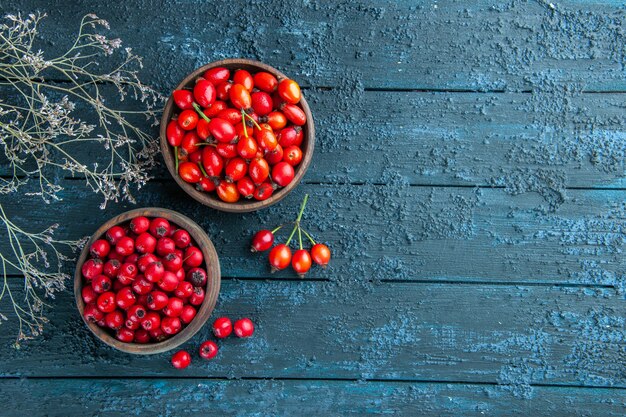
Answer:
[2,86,624,189]
[5,1,626,91]
[0,378,624,416]
[1,281,624,388]
[4,181,626,286]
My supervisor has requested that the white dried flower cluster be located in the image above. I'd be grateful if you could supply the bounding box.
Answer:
[0,12,163,343]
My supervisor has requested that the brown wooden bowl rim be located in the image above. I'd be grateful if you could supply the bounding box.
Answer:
[74,207,221,355]
[159,58,315,213]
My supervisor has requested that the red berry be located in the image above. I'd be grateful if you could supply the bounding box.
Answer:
[103,259,122,278]
[251,91,273,116]
[82,285,97,303]
[202,146,225,177]
[91,274,112,293]
[161,317,182,335]
[189,287,205,306]
[172,229,191,248]
[166,120,185,147]
[265,144,284,165]
[216,142,238,159]
[125,317,141,330]
[256,129,278,152]
[266,111,287,130]
[278,79,301,104]
[163,297,184,317]
[292,249,312,277]
[174,281,194,298]
[277,126,299,148]
[127,304,146,322]
[135,232,157,254]
[162,252,183,272]
[83,302,104,322]
[178,109,199,130]
[251,230,274,252]
[115,236,135,256]
[269,244,292,272]
[105,310,124,330]
[134,328,151,343]
[174,267,186,282]
[145,262,165,283]
[271,162,295,187]
[216,80,232,101]
[115,286,136,310]
[180,131,202,157]
[117,262,138,285]
[96,291,116,313]
[171,350,191,369]
[106,225,126,245]
[209,118,237,143]
[204,67,230,85]
[217,180,240,203]
[141,311,161,331]
[156,237,177,257]
[112,279,126,292]
[186,267,207,287]
[233,69,254,91]
[131,276,153,295]
[116,328,135,343]
[149,218,171,238]
[237,176,256,198]
[183,246,204,268]
[249,158,270,184]
[281,103,306,126]
[253,182,274,201]
[82,258,103,280]
[212,317,232,338]
[147,290,169,310]
[89,239,110,258]
[172,89,194,110]
[225,157,248,183]
[217,108,242,125]
[180,305,197,324]
[125,253,139,265]
[150,327,167,342]
[193,79,216,108]
[178,161,203,183]
[253,72,278,93]
[311,243,331,267]
[283,145,303,166]
[137,253,159,272]
[158,271,179,292]
[236,135,258,159]
[233,318,255,338]
[199,340,218,360]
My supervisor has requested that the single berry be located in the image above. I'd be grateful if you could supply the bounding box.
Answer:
[199,340,218,360]
[212,317,232,338]
[233,318,255,338]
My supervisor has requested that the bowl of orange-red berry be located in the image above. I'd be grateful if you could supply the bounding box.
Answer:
[159,58,314,213]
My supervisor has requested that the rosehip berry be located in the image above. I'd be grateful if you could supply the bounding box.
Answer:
[137,253,159,273]
[141,311,161,331]
[283,145,303,166]
[269,244,292,272]
[117,262,138,285]
[180,305,197,324]
[216,80,232,101]
[194,78,216,108]
[134,328,151,344]
[208,118,237,144]
[278,79,301,104]
[178,161,202,183]
[171,350,191,369]
[253,71,278,93]
[106,225,126,245]
[161,317,182,335]
[149,217,171,238]
[255,129,278,152]
[249,158,270,184]
[96,291,116,313]
[115,286,136,310]
[135,232,157,254]
[163,297,184,317]
[233,69,254,91]
[144,261,165,283]
[265,144,284,165]
[236,135,258,159]
[82,258,103,280]
[172,89,194,110]
[216,180,240,203]
[172,229,191,248]
[83,302,104,322]
[253,182,274,201]
[183,246,204,268]
[311,243,331,267]
[225,157,248,183]
[292,249,312,278]
[237,176,256,198]
[127,304,146,322]
[189,287,205,306]
[204,67,230,85]
[116,328,135,343]
[158,271,179,292]
[281,103,306,126]
[266,110,287,130]
[166,119,185,147]
[271,162,295,187]
[201,146,224,177]
[131,276,153,295]
[251,91,273,116]
[105,310,124,330]
[186,267,207,287]
[82,285,97,304]
[91,274,112,293]
[251,230,274,252]
[115,236,135,256]
[174,281,194,298]
[199,340,218,360]
[212,317,232,338]
[147,290,169,311]
[89,239,110,259]
[233,318,255,338]
[156,237,177,257]
[103,259,121,278]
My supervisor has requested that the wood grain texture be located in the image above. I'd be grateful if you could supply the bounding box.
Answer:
[3,180,625,287]
[3,1,625,92]
[0,378,625,417]
[1,281,624,390]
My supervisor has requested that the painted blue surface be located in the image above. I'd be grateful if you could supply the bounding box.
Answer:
[0,1,625,416]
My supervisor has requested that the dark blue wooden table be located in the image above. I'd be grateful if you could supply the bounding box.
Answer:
[1,1,625,415]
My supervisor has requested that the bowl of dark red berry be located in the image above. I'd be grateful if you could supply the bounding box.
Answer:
[160,58,315,212]
[74,208,220,354]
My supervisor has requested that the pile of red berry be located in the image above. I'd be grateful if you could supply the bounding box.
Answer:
[171,316,255,369]
[80,216,209,343]
[251,194,331,277]
[166,66,307,203]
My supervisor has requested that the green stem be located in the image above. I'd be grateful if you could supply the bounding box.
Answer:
[244,112,262,130]
[296,194,309,223]
[198,163,208,177]
[298,226,303,250]
[286,224,298,246]
[241,109,249,138]
[301,228,316,245]
[174,147,179,172]
[193,103,211,122]
[271,225,284,234]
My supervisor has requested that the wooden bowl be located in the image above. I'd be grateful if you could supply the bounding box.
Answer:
[74,208,221,354]
[159,58,315,212]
